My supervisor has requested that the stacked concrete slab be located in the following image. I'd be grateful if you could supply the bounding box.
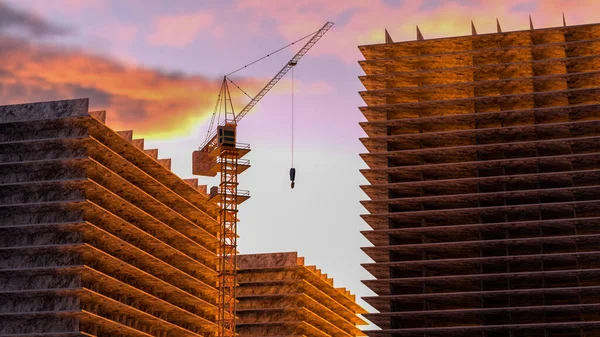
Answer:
[359,23,600,336]
[236,252,368,337]
[0,99,220,336]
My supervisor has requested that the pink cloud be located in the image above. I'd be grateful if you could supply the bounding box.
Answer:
[232,0,600,64]
[148,11,214,47]
[110,22,139,45]
[273,79,335,96]
[87,21,140,66]
[233,0,419,62]
[57,0,104,13]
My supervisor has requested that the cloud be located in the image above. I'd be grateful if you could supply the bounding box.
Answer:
[0,0,269,141]
[231,0,600,63]
[273,79,335,96]
[0,32,263,139]
[4,0,106,16]
[0,1,69,36]
[5,0,599,138]
[148,11,214,47]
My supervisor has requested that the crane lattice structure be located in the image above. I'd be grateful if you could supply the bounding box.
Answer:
[192,21,333,337]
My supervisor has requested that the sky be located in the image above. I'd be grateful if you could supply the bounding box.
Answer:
[1,0,600,329]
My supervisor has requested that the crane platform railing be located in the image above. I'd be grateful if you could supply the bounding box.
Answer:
[209,188,251,198]
[216,157,250,166]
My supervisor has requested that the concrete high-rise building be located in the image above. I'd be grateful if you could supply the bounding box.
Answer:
[0,99,220,336]
[236,252,367,337]
[359,22,600,336]
[0,98,369,337]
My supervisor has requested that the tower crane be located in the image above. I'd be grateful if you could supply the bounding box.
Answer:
[192,21,334,337]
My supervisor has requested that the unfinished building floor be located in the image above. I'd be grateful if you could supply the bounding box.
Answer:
[236,252,367,337]
[359,23,600,337]
[0,98,220,337]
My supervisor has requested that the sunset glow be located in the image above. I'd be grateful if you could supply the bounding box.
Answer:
[2,0,600,327]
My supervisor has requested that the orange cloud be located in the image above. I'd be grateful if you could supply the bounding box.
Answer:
[148,11,214,47]
[4,0,600,140]
[0,34,263,139]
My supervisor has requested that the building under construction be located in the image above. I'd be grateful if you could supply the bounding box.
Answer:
[359,22,600,337]
[0,98,367,336]
[236,252,367,337]
[0,98,221,336]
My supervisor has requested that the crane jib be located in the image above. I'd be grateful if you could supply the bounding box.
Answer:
[194,21,333,337]
[233,21,334,124]
[199,21,334,150]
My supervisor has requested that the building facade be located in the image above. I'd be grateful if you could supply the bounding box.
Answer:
[359,23,600,336]
[236,252,367,337]
[0,99,220,336]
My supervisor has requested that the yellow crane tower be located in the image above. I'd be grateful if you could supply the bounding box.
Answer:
[192,21,333,337]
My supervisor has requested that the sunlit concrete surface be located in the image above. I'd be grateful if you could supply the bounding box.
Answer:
[236,252,368,336]
[0,98,220,336]
[359,22,600,337]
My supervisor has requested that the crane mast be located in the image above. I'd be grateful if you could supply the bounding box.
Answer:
[192,21,333,337]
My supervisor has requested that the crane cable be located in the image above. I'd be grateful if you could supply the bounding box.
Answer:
[205,28,319,147]
[226,29,320,77]
[290,66,296,189]
[292,66,295,168]
[226,77,253,100]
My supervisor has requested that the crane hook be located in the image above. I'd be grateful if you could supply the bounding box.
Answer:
[290,168,296,189]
